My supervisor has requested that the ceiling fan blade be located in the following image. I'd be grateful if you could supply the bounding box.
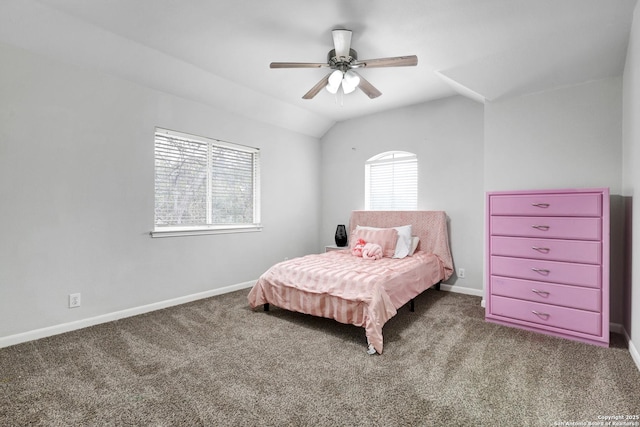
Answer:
[332,29,352,58]
[270,62,328,69]
[302,73,332,99]
[354,55,418,68]
[351,71,382,99]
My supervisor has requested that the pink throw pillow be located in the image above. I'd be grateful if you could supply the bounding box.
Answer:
[352,227,398,258]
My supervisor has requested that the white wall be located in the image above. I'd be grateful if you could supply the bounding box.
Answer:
[484,78,623,193]
[0,42,321,340]
[321,96,485,294]
[623,1,640,361]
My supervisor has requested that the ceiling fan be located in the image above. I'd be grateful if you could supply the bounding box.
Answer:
[270,29,418,100]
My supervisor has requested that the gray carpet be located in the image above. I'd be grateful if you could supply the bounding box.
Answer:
[1,289,639,426]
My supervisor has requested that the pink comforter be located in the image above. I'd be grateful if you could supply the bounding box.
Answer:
[247,250,444,354]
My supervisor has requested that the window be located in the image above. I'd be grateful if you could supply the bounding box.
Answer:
[152,128,261,237]
[365,151,417,210]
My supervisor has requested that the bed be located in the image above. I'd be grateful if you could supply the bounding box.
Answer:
[247,210,454,354]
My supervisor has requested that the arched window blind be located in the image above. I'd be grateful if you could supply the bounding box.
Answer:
[153,128,261,237]
[365,151,417,210]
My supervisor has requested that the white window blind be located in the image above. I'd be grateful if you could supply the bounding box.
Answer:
[365,151,417,210]
[153,128,260,237]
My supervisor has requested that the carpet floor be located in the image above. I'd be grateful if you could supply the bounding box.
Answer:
[1,288,639,426]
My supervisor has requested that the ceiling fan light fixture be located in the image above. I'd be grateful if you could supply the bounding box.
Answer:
[341,70,360,94]
[326,70,343,94]
[326,84,339,95]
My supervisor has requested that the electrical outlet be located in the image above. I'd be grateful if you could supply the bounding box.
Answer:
[458,268,466,279]
[69,293,81,308]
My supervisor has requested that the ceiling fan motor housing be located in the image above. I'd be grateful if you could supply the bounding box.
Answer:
[328,48,358,70]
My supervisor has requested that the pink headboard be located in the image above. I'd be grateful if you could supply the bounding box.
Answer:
[349,210,454,281]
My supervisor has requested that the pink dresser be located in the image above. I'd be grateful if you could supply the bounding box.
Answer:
[485,188,609,346]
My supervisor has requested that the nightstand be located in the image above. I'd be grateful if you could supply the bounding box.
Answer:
[325,245,347,252]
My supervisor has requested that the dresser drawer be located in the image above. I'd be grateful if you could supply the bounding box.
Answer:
[491,256,601,288]
[490,193,602,217]
[490,236,602,264]
[490,216,602,240]
[490,296,601,336]
[490,276,601,311]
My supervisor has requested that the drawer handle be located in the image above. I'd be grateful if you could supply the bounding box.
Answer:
[532,310,550,319]
[531,246,550,253]
[531,289,550,297]
[531,268,550,275]
[531,203,550,208]
[531,225,550,231]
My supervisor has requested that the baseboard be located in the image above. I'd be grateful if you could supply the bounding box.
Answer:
[622,327,640,373]
[440,283,484,298]
[630,340,640,373]
[0,281,255,349]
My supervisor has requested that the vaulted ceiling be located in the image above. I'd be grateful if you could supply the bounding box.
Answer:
[0,0,637,137]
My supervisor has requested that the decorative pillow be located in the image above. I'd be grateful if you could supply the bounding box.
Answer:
[408,236,420,256]
[352,227,398,258]
[355,225,412,259]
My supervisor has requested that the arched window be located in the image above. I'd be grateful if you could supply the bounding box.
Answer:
[365,151,417,210]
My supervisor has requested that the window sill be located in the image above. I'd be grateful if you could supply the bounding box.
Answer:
[150,224,262,238]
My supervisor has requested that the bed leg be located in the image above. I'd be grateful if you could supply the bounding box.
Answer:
[434,281,441,291]
[264,303,269,312]
[410,299,415,312]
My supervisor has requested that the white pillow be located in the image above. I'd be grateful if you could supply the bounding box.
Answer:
[408,236,420,256]
[356,224,412,259]
[392,225,413,258]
